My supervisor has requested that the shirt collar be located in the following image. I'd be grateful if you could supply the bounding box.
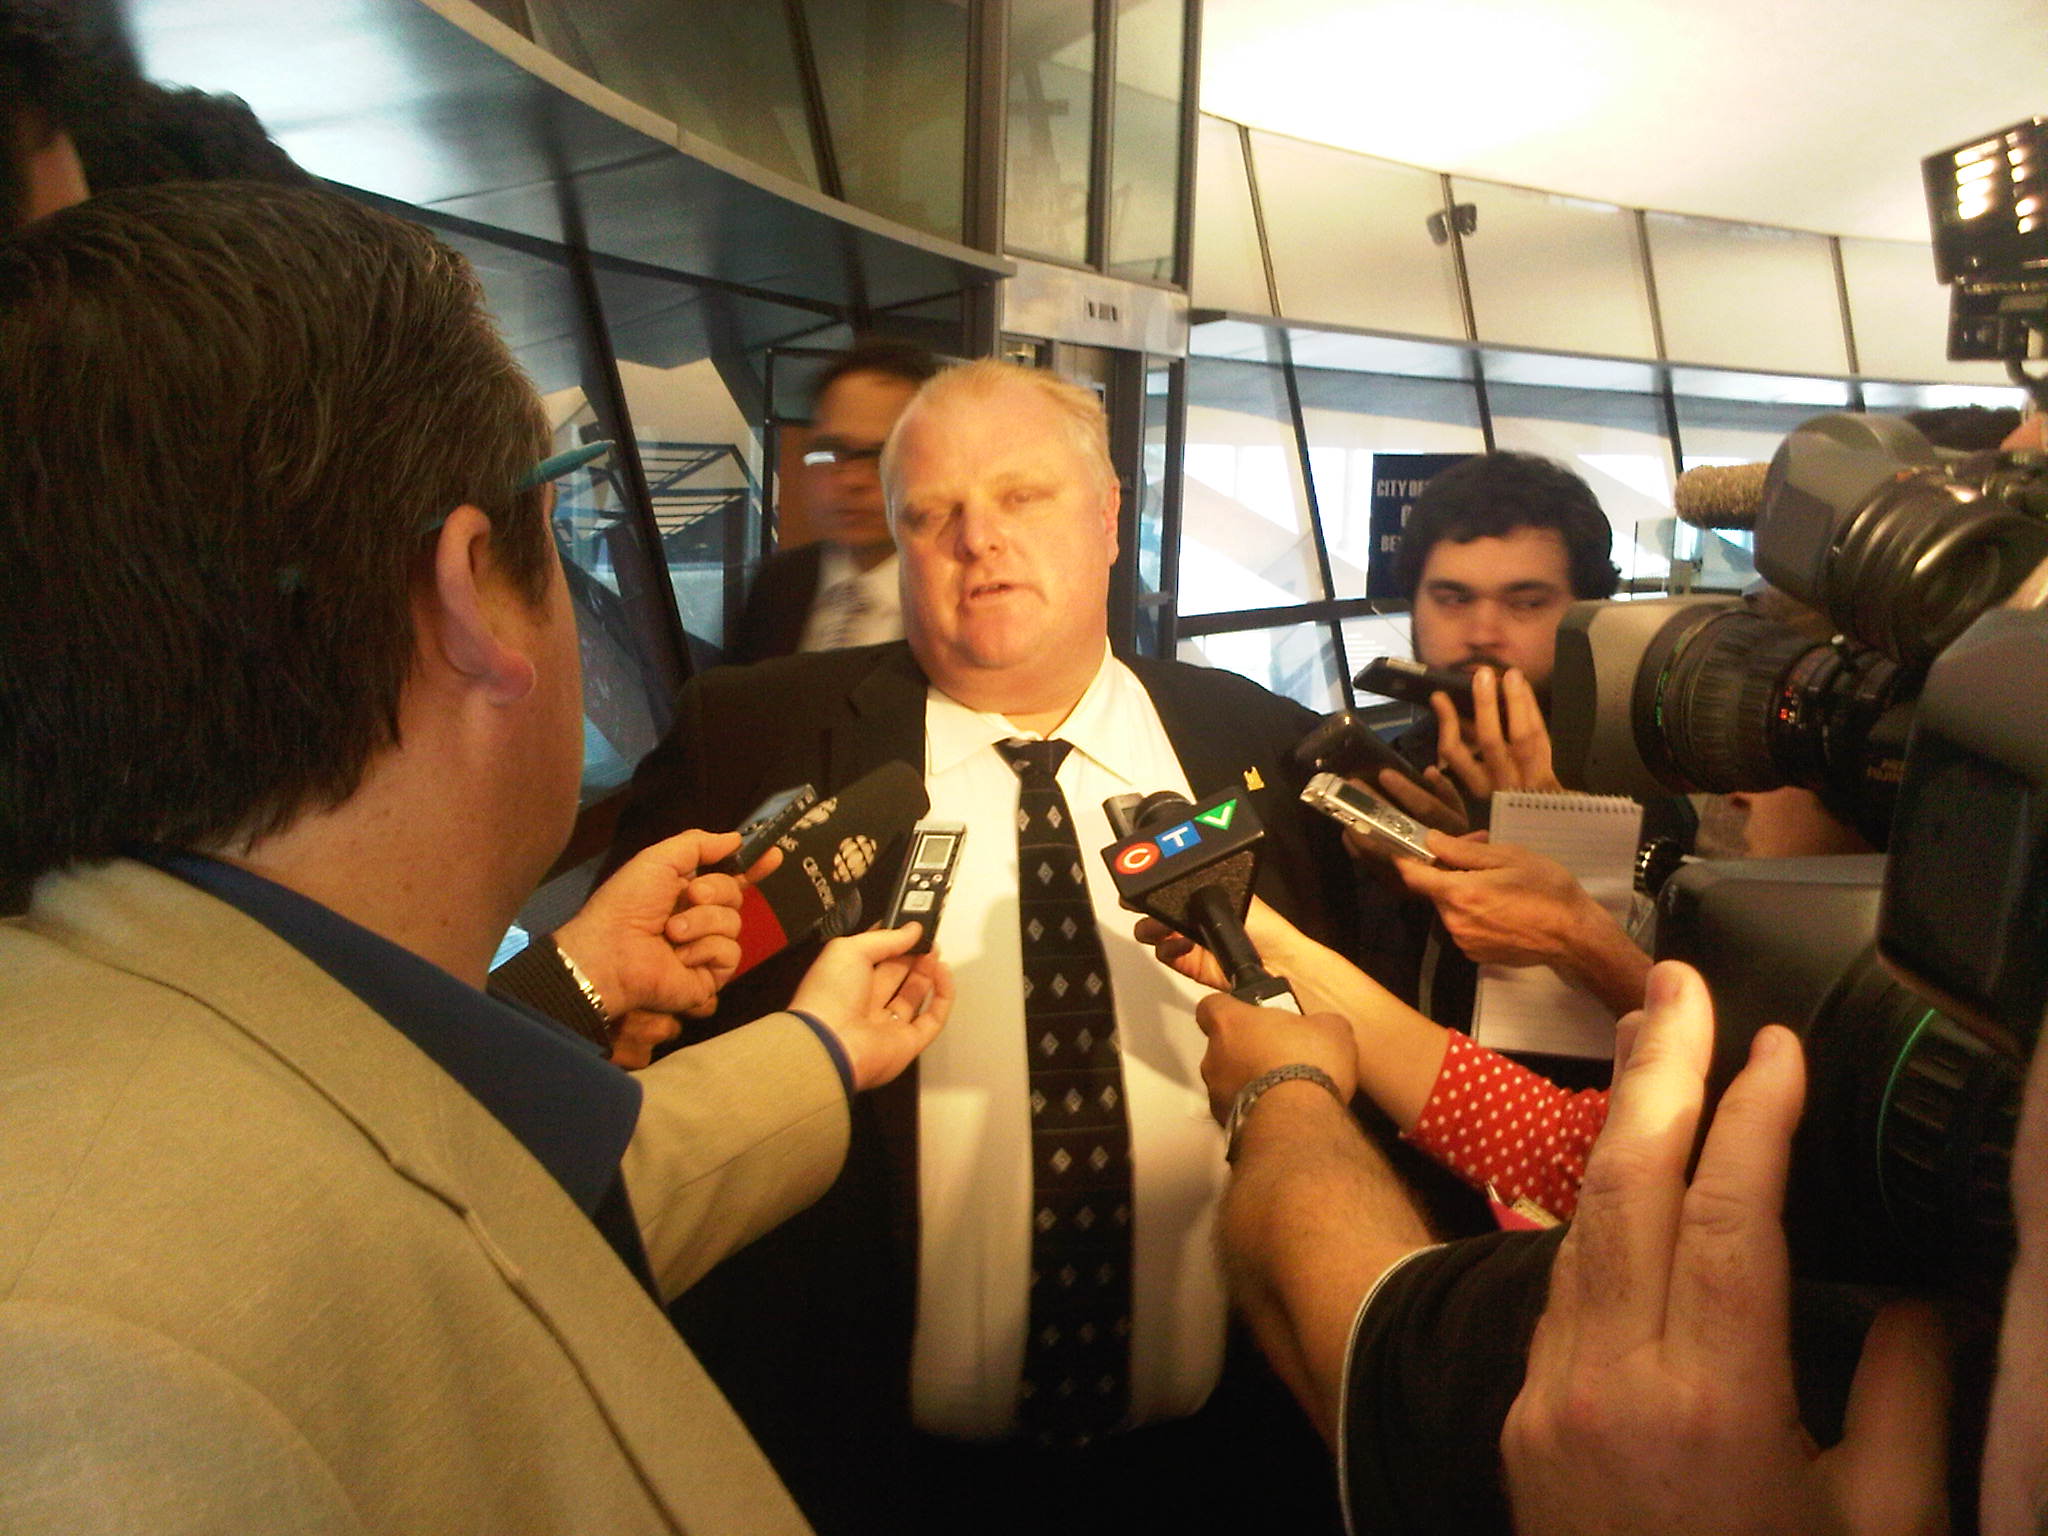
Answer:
[924,643,1155,787]
[144,850,641,1219]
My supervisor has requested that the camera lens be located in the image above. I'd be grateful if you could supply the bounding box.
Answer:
[1652,608,1814,790]
[1822,472,2048,666]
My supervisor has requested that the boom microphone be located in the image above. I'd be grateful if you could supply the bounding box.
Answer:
[1673,461,1770,529]
[732,760,928,976]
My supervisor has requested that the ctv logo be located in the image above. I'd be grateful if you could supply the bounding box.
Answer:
[1110,798,1239,875]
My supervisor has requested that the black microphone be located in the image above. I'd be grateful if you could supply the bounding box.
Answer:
[732,760,928,976]
[1673,461,1770,529]
[1100,787,1300,1011]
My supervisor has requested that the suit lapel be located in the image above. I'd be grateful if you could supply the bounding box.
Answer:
[830,642,928,788]
[829,645,930,1299]
[31,860,804,1535]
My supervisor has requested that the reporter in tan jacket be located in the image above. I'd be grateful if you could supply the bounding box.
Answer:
[0,183,949,1534]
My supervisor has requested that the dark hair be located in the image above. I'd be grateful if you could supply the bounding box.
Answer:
[71,81,316,194]
[0,182,550,877]
[808,336,941,414]
[1395,451,1621,601]
[1902,405,2025,454]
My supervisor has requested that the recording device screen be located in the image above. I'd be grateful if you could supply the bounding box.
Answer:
[1300,772,1437,865]
[884,821,965,953]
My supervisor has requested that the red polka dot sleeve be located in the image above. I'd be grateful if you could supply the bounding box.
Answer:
[1401,1031,1611,1221]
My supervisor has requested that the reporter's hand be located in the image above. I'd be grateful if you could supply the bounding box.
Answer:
[554,830,779,1066]
[1431,666,1561,807]
[1364,761,1471,837]
[1396,831,1596,969]
[1501,962,1952,1536]
[1194,992,1360,1124]
[1133,896,1311,995]
[790,924,954,1091]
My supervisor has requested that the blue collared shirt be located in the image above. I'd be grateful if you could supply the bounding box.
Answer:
[148,850,656,1293]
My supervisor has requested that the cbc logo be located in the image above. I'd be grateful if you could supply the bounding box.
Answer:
[833,834,878,884]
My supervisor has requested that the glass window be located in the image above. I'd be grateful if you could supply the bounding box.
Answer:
[1179,358,1328,617]
[589,266,798,665]
[1292,365,1487,600]
[1644,213,1849,376]
[1488,380,1677,590]
[1838,234,2021,388]
[1176,624,1345,713]
[803,0,968,242]
[1107,0,1185,283]
[1453,178,1656,360]
[525,0,820,189]
[1007,0,1096,264]
[1190,114,1271,315]
[1245,131,1464,337]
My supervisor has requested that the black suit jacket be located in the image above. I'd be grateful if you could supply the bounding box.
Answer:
[727,543,825,665]
[604,643,1363,1532]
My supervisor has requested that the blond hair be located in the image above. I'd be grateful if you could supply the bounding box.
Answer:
[881,358,1116,515]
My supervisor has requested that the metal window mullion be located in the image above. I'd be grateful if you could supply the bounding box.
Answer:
[782,0,845,203]
[1088,0,1116,271]
[1158,357,1187,655]
[1169,0,1201,291]
[1239,121,1283,317]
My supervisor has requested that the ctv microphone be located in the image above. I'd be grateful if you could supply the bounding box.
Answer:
[1673,461,1770,529]
[732,760,928,976]
[1100,787,1300,1011]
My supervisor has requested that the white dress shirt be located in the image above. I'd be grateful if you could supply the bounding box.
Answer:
[798,545,903,652]
[910,646,1229,1440]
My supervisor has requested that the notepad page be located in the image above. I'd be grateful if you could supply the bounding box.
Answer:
[1471,791,1643,1060]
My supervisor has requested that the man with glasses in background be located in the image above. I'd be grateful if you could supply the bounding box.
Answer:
[728,338,940,663]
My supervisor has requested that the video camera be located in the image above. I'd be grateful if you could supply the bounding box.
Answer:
[1547,417,2048,1298]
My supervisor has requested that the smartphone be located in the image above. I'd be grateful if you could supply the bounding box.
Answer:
[1353,656,1477,715]
[709,783,818,876]
[1300,773,1438,864]
[882,821,967,953]
[1290,709,1432,799]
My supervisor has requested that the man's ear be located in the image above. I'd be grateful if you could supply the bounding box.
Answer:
[1100,474,1122,564]
[423,505,536,705]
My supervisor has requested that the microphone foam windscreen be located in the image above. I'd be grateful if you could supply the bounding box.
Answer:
[732,760,929,975]
[1673,461,1770,530]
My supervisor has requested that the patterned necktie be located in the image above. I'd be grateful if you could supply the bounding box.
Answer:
[995,737,1132,1446]
[809,574,868,651]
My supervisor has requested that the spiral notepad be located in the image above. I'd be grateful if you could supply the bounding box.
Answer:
[1471,790,1642,1060]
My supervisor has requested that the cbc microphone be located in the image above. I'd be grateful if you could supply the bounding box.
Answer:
[1673,461,1770,529]
[1100,787,1300,1011]
[732,760,928,976]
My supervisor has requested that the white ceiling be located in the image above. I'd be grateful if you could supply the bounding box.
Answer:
[1198,0,2048,244]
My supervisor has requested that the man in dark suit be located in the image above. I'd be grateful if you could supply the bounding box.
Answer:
[607,360,1369,1536]
[728,339,939,663]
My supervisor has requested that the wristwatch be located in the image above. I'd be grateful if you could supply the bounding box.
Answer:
[1224,1062,1346,1163]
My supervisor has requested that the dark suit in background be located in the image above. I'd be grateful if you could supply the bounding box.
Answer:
[727,543,825,665]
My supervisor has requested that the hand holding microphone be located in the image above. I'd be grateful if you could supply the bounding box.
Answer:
[1100,785,1300,1012]
[730,761,930,976]
[552,827,764,1068]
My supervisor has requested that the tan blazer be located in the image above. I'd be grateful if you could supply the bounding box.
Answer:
[0,860,850,1534]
